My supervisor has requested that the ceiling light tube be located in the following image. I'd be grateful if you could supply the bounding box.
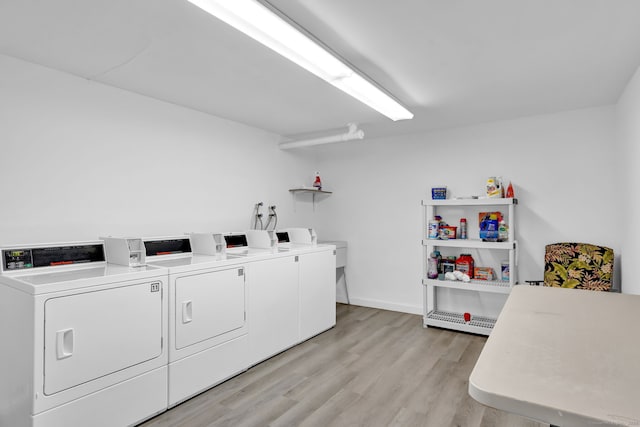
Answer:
[279,123,364,149]
[187,0,414,121]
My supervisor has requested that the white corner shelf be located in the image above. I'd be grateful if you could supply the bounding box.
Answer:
[422,197,518,336]
[289,188,332,212]
[289,188,333,195]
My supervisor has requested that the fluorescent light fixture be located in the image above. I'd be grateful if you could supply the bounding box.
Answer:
[187,0,414,121]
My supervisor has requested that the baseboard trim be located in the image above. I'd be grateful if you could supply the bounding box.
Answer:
[342,297,422,315]
[336,295,348,304]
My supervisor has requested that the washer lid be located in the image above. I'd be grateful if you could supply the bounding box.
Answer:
[146,253,245,273]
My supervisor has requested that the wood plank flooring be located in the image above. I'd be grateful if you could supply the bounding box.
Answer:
[140,304,547,427]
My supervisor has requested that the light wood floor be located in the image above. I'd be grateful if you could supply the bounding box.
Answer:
[141,304,547,427]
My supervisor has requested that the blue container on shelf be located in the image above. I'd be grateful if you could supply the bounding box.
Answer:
[431,187,447,200]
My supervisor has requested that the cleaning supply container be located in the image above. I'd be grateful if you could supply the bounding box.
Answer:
[456,254,475,279]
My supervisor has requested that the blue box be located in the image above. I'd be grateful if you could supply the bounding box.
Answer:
[431,187,447,200]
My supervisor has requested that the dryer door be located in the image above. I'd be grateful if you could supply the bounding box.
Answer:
[174,267,246,350]
[43,281,163,395]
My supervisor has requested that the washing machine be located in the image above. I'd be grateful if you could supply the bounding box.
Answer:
[0,240,168,427]
[273,229,338,340]
[216,229,336,361]
[203,231,302,363]
[104,235,250,407]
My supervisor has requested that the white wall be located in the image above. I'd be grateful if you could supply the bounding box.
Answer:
[0,54,315,244]
[1,52,630,310]
[617,64,640,295]
[313,106,620,313]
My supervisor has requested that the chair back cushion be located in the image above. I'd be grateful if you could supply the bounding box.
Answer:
[544,243,614,291]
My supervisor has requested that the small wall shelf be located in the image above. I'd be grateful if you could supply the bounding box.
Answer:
[289,188,332,211]
[289,188,333,195]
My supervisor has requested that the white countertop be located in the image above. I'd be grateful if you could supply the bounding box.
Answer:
[469,285,640,427]
[318,240,347,249]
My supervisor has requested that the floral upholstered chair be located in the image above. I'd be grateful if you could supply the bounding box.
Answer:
[528,243,614,291]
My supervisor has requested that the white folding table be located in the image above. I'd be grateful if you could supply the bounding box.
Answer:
[469,285,640,427]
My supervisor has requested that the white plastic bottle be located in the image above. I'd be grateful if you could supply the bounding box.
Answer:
[498,220,509,242]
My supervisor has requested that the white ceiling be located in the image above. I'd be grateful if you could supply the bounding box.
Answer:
[2,0,640,140]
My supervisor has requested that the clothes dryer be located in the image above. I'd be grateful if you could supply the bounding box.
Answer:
[0,241,168,427]
[106,235,250,407]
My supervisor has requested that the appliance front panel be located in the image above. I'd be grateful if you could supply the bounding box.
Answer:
[299,249,336,341]
[175,267,246,350]
[248,256,300,363]
[43,281,163,395]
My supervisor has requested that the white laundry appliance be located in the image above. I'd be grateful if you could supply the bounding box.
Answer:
[104,235,250,407]
[216,229,336,362]
[0,241,168,427]
[208,231,303,363]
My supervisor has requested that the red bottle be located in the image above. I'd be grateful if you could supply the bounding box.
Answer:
[459,218,468,239]
[506,182,514,198]
[313,172,322,190]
